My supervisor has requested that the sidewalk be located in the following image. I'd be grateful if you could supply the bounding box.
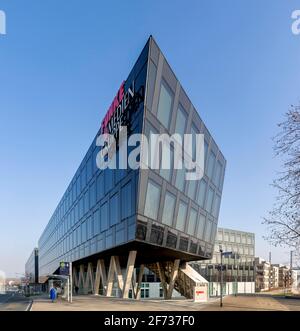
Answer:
[31,294,300,311]
[31,295,217,311]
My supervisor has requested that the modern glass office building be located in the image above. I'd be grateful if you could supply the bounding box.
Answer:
[25,248,39,284]
[38,37,226,294]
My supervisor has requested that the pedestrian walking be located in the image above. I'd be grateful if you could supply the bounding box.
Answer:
[50,287,57,303]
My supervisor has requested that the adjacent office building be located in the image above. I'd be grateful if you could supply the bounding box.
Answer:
[0,270,5,294]
[36,36,226,299]
[192,227,255,295]
[25,248,39,284]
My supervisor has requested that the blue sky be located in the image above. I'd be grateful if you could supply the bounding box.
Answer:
[0,0,300,276]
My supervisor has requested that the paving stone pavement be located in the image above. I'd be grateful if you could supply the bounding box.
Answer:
[31,294,300,311]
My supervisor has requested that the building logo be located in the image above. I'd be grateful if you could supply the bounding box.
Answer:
[0,10,6,35]
[100,81,144,138]
[97,80,204,180]
[291,10,300,35]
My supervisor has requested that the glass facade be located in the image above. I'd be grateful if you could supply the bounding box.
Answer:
[25,248,39,284]
[37,37,226,281]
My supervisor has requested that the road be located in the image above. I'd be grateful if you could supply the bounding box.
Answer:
[0,292,32,311]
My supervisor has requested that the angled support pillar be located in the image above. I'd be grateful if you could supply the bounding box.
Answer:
[78,264,85,293]
[72,266,79,288]
[84,262,94,294]
[94,259,107,295]
[106,256,123,297]
[157,262,168,299]
[135,264,145,300]
[123,251,137,299]
[166,259,180,299]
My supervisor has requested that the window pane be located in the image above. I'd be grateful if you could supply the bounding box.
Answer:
[187,179,197,201]
[176,201,187,232]
[121,181,132,220]
[206,186,214,214]
[162,192,176,226]
[81,220,87,243]
[214,160,223,188]
[197,214,206,240]
[212,194,221,218]
[93,209,100,235]
[160,147,173,182]
[90,181,96,208]
[207,151,216,179]
[187,208,197,236]
[110,193,119,226]
[144,180,161,220]
[175,105,187,138]
[84,190,89,215]
[96,173,104,202]
[157,81,173,129]
[175,166,185,192]
[100,202,108,232]
[197,179,207,208]
[204,220,212,242]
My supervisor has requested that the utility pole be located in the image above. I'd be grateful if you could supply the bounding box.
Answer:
[220,246,223,307]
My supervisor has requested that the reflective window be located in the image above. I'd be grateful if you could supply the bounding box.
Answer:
[162,191,176,226]
[197,214,206,240]
[197,179,207,208]
[174,105,187,138]
[110,193,119,226]
[211,223,217,242]
[212,194,221,218]
[96,173,104,202]
[81,166,87,190]
[160,147,174,182]
[87,156,92,183]
[93,209,100,235]
[90,181,96,208]
[207,151,216,179]
[187,179,197,201]
[87,216,93,240]
[81,220,87,243]
[100,202,108,232]
[214,160,223,189]
[176,201,187,232]
[157,81,173,129]
[84,190,89,215]
[105,169,114,194]
[204,220,212,242]
[144,180,161,220]
[187,208,197,236]
[206,186,214,214]
[236,234,241,243]
[175,164,185,192]
[121,181,132,220]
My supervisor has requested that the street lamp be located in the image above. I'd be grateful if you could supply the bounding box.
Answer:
[219,245,233,308]
[219,245,223,307]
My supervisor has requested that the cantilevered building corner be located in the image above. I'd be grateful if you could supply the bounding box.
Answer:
[37,36,226,299]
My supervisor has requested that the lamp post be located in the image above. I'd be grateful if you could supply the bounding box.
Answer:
[219,246,233,308]
[219,245,223,307]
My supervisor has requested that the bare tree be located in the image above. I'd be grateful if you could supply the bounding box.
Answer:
[263,104,300,255]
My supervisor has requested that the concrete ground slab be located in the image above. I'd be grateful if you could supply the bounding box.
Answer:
[31,294,300,311]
